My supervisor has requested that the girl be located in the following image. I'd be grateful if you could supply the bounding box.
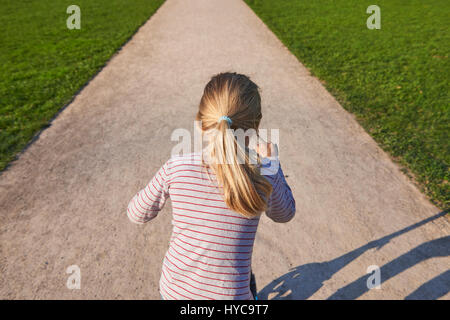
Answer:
[127,72,296,300]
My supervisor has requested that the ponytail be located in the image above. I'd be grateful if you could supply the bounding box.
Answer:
[197,72,272,218]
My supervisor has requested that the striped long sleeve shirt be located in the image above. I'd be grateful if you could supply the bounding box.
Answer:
[127,152,295,300]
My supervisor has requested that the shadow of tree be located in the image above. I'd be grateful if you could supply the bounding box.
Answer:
[258,210,449,300]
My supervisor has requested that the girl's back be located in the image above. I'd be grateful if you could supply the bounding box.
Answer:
[127,152,295,299]
[127,72,295,300]
[165,152,258,299]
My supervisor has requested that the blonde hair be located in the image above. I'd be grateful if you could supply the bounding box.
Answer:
[196,72,272,218]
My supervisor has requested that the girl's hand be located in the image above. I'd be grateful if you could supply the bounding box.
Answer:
[256,139,278,158]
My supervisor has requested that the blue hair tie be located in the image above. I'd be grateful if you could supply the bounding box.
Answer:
[218,115,232,126]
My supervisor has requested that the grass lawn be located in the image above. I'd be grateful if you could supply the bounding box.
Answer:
[245,0,449,209]
[0,0,164,171]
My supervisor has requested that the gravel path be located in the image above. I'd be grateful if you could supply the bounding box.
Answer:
[0,0,448,299]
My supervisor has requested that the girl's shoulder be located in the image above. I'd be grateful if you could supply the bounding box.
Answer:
[165,152,215,183]
[166,152,206,168]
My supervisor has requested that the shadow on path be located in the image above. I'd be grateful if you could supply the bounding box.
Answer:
[258,210,449,300]
[404,270,450,300]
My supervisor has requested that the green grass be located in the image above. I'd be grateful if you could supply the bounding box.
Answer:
[245,0,449,209]
[0,0,164,170]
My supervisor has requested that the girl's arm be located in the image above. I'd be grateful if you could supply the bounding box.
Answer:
[257,142,295,223]
[127,160,171,224]
[263,160,296,223]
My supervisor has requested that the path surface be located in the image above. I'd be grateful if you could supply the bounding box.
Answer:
[0,0,448,299]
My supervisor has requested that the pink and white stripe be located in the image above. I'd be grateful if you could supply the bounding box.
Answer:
[127,152,295,300]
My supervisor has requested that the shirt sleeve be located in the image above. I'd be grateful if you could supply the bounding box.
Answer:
[261,158,296,223]
[127,160,171,224]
